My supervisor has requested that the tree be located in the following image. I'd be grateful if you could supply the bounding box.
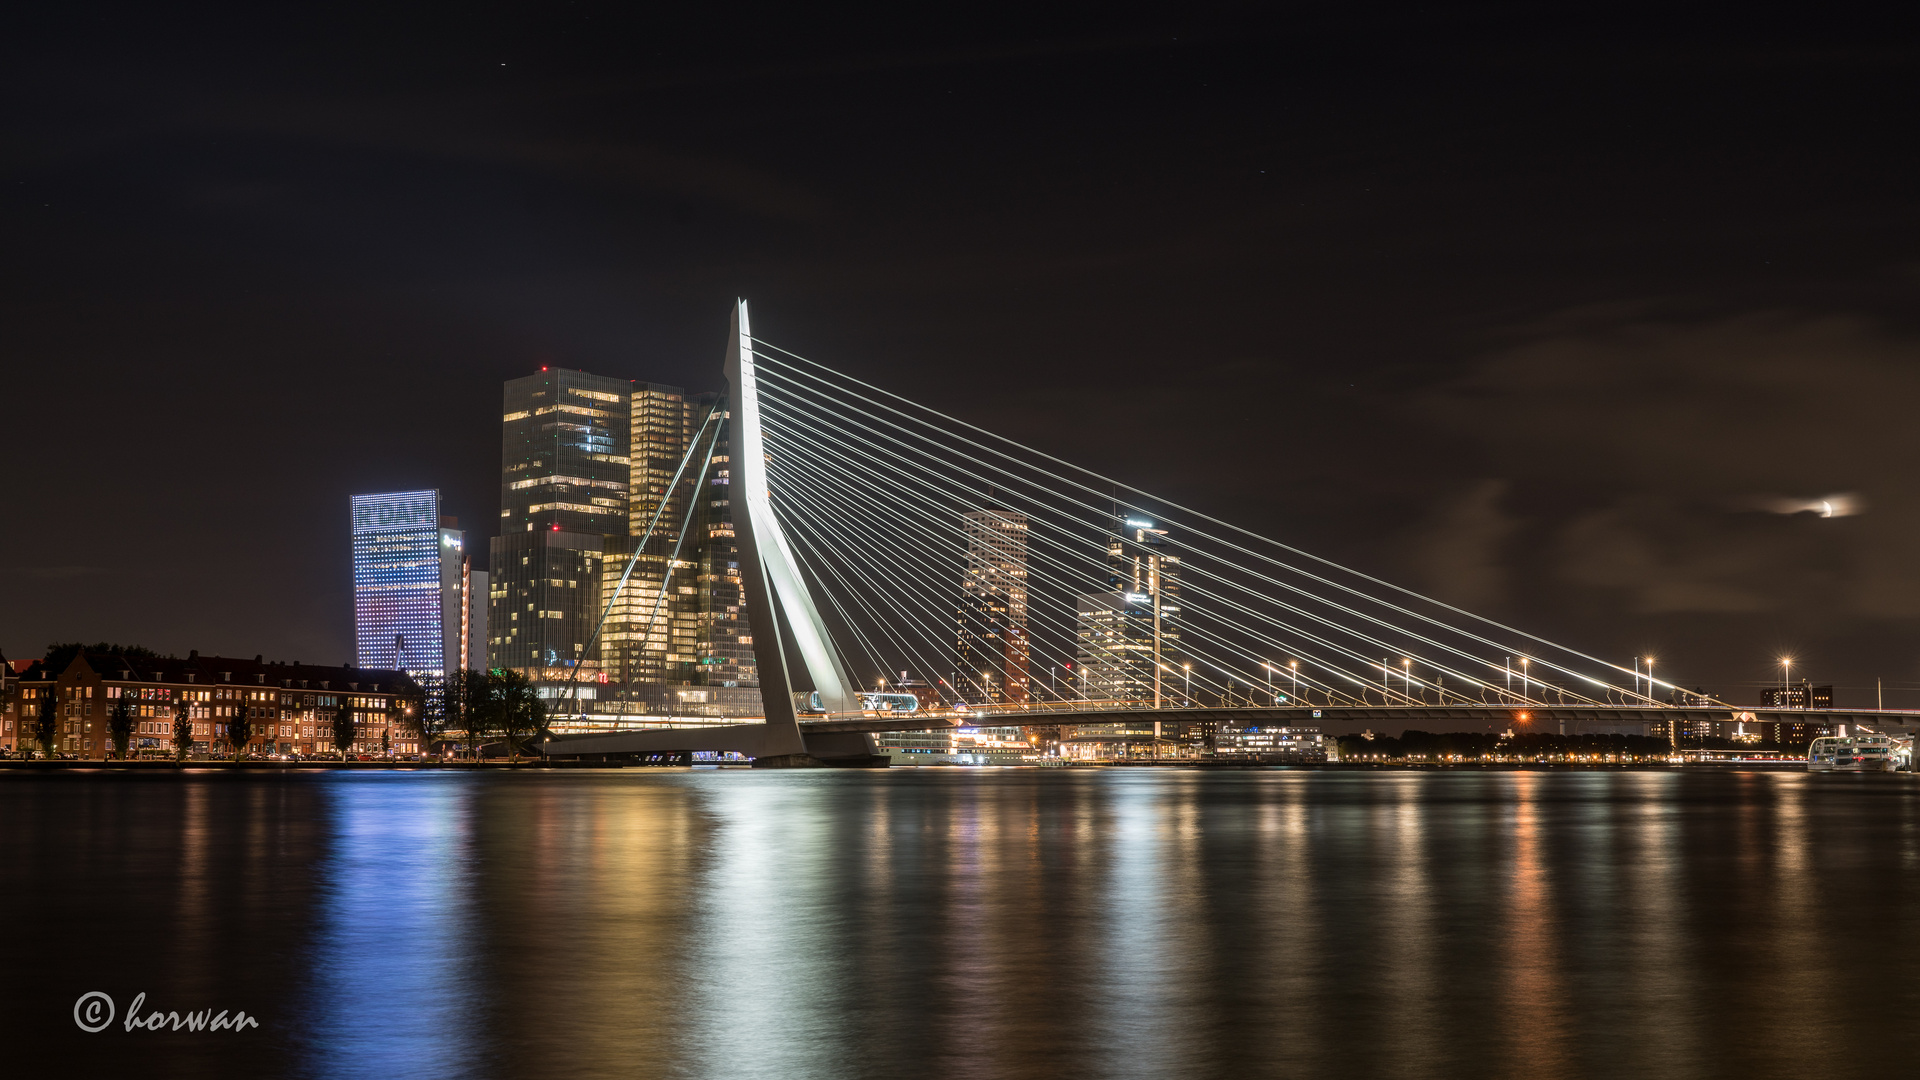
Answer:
[171,699,194,762]
[330,698,355,758]
[461,669,497,760]
[107,693,136,760]
[418,678,458,758]
[493,669,546,763]
[226,699,252,761]
[388,683,423,757]
[32,688,58,759]
[41,642,157,678]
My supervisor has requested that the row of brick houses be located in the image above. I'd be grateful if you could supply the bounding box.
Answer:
[0,651,421,758]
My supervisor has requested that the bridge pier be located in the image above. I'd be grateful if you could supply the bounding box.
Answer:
[752,730,889,768]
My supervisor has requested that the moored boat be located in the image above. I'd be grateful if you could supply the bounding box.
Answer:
[1807,734,1906,772]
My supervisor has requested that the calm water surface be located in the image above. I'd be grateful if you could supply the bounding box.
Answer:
[4,768,1917,1079]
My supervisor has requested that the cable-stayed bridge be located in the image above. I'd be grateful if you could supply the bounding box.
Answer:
[546,301,1915,765]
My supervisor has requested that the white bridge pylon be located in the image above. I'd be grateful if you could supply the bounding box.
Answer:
[546,299,875,765]
[725,299,864,747]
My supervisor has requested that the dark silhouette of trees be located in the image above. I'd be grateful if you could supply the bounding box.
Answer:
[40,642,157,676]
[32,688,58,758]
[227,699,252,761]
[107,693,135,759]
[171,699,194,761]
[1335,730,1674,762]
[493,669,546,762]
[330,698,355,758]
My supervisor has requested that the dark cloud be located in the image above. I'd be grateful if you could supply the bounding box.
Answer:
[1408,479,1519,609]
[1401,311,1920,692]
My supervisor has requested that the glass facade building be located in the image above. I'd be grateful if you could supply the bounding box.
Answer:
[956,507,1031,704]
[499,369,634,535]
[596,392,759,720]
[1074,518,1182,705]
[487,370,761,723]
[490,369,632,685]
[352,490,467,688]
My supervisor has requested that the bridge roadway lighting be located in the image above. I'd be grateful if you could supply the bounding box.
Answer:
[1184,662,1192,705]
[1290,660,1299,705]
[1402,658,1413,704]
[1644,657,1655,703]
[1264,662,1272,704]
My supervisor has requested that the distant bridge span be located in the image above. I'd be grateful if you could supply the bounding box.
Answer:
[542,705,1920,759]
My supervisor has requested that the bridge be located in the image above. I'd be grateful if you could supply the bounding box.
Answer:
[543,301,1915,765]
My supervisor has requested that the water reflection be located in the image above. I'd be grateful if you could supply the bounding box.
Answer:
[10,768,1920,1080]
[304,774,482,1079]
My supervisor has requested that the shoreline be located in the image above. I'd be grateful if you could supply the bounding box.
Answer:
[0,758,1830,773]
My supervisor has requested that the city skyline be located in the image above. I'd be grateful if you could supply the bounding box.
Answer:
[8,7,1920,704]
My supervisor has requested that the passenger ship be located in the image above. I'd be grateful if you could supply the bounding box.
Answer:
[1807,734,1908,772]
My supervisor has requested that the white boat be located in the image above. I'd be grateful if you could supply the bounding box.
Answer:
[1807,734,1906,772]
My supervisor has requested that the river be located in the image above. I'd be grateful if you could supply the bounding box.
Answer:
[4,767,1916,1079]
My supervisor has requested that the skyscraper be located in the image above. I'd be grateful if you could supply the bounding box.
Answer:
[600,382,696,705]
[956,506,1031,704]
[351,490,473,687]
[598,391,758,720]
[488,369,632,683]
[487,370,759,724]
[1075,517,1182,704]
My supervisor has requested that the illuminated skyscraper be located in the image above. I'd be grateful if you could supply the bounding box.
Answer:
[1075,517,1182,703]
[351,490,472,687]
[598,391,758,719]
[957,506,1030,704]
[489,369,631,683]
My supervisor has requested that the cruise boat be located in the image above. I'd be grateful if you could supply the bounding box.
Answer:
[1807,734,1907,772]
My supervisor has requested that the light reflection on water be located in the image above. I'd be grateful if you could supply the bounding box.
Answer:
[303,774,482,1079]
[5,768,1920,1080]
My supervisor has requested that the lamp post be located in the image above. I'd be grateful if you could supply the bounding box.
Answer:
[1264,662,1273,705]
[1184,662,1192,706]
[1520,657,1530,702]
[1644,657,1654,704]
[1402,658,1413,704]
[1780,657,1791,706]
[1290,660,1299,705]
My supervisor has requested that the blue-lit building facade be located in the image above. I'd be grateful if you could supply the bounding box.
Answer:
[351,490,470,689]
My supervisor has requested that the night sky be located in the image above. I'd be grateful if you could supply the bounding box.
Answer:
[6,4,1920,706]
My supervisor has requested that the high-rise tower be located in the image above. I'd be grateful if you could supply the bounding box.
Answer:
[956,506,1031,704]
[598,391,759,719]
[351,490,473,689]
[1075,517,1182,704]
[488,369,632,682]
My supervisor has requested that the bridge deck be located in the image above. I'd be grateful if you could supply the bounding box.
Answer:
[543,704,1920,757]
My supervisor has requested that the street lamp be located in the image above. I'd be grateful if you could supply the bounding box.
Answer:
[1520,657,1530,702]
[1290,659,1299,705]
[1402,658,1413,703]
[1644,656,1655,703]
[1184,662,1192,705]
[1264,661,1272,704]
[1780,657,1792,705]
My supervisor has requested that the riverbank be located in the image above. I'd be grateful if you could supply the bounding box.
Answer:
[0,759,622,770]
